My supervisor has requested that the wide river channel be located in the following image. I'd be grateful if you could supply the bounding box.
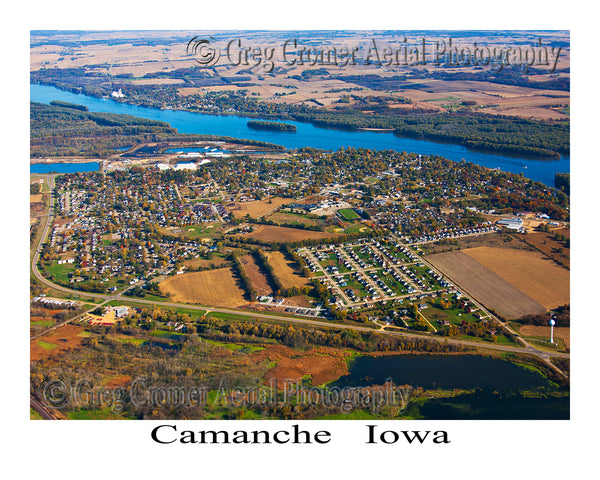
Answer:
[30,84,569,187]
[29,84,569,418]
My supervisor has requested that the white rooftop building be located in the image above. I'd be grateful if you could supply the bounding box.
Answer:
[497,217,524,230]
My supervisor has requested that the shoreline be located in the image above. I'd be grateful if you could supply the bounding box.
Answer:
[30,82,569,168]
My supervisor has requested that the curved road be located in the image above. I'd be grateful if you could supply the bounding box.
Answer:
[30,175,569,374]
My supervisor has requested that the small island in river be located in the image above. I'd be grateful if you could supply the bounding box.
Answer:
[247,120,297,132]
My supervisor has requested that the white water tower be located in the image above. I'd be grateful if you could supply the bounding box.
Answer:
[549,318,556,344]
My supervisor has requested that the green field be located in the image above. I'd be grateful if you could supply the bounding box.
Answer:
[338,208,360,221]
[201,337,264,352]
[182,223,222,239]
[422,302,480,326]
[45,262,76,283]
[344,223,370,234]
[37,340,57,350]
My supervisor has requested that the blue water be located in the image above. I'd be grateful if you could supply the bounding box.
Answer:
[30,162,100,174]
[331,354,555,390]
[30,84,569,186]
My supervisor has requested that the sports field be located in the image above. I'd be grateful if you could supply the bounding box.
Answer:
[338,208,360,221]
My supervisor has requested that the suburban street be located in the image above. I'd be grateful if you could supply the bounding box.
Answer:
[30,175,569,373]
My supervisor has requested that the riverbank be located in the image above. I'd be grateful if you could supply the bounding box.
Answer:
[30,83,569,187]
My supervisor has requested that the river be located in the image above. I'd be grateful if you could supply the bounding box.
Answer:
[30,84,569,187]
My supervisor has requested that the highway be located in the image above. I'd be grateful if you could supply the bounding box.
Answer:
[30,175,569,373]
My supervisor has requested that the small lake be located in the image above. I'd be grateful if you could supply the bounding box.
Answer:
[30,84,569,187]
[330,354,567,419]
[331,354,555,390]
[30,162,100,174]
[415,390,569,420]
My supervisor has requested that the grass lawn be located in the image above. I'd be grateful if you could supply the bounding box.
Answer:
[526,337,568,353]
[343,278,370,300]
[316,410,389,420]
[423,304,480,326]
[182,223,222,239]
[45,262,76,283]
[106,300,206,317]
[344,223,371,234]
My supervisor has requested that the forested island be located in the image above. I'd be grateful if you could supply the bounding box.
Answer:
[30,101,285,157]
[247,120,297,132]
[31,69,569,159]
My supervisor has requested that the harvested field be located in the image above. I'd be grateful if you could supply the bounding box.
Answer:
[463,246,569,310]
[129,78,185,85]
[240,255,273,296]
[183,256,228,270]
[518,325,570,349]
[482,106,569,120]
[31,325,86,362]
[237,225,339,243]
[265,251,310,289]
[517,230,570,268]
[421,231,529,254]
[427,250,546,319]
[230,197,290,219]
[159,267,248,307]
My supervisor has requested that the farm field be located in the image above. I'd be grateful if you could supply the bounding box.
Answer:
[265,251,311,289]
[236,224,339,243]
[398,79,570,119]
[518,230,570,268]
[229,197,290,219]
[463,246,570,310]
[240,254,274,296]
[159,267,248,307]
[183,256,228,270]
[427,250,546,319]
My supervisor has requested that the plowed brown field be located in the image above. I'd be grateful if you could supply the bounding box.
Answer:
[463,246,569,310]
[427,250,546,319]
